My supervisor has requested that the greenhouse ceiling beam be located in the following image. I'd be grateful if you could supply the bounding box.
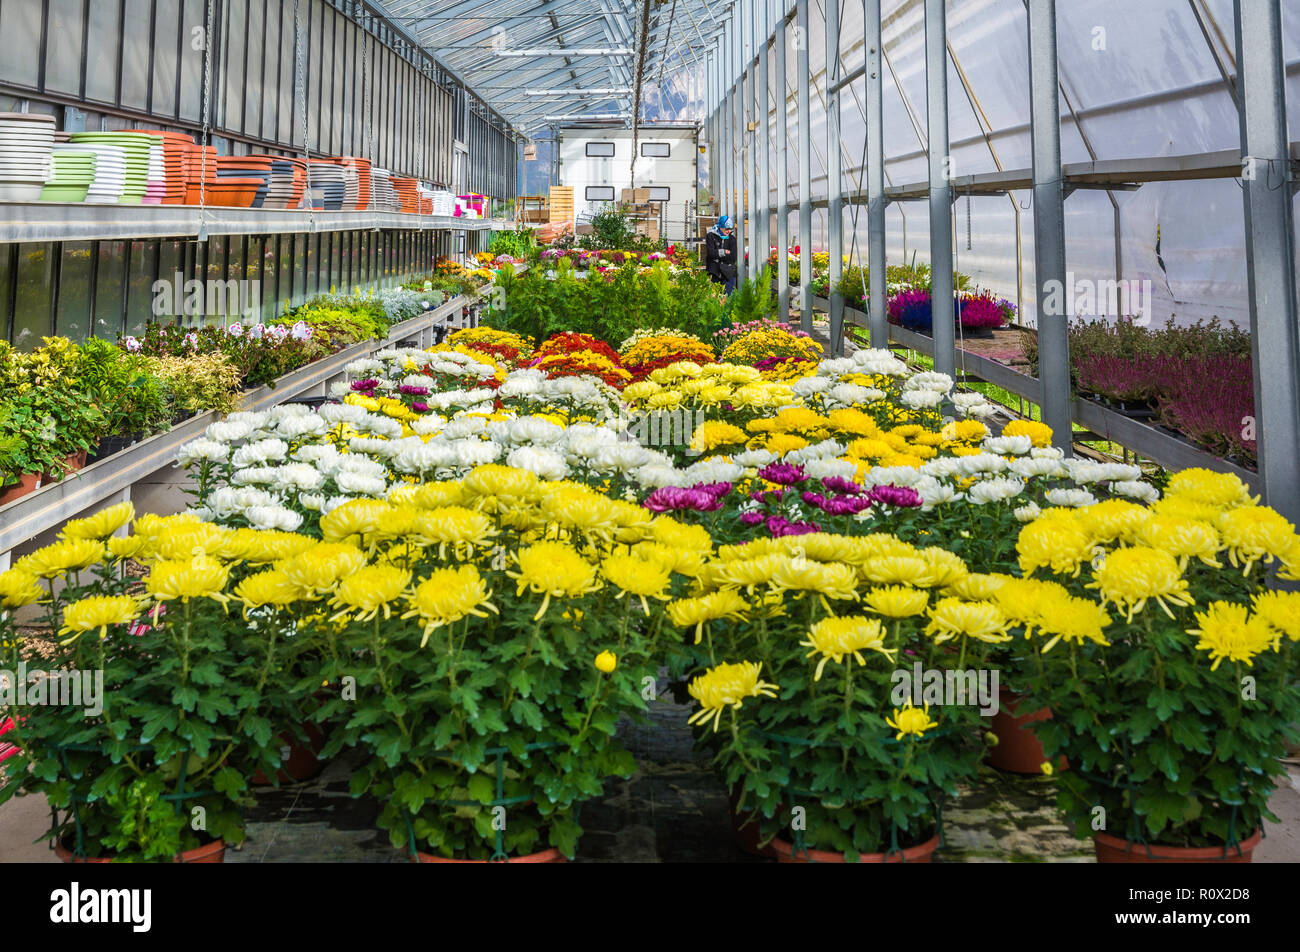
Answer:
[1236,0,1300,528]
[775,0,790,319]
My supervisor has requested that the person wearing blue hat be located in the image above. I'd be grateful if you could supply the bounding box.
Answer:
[704,214,738,294]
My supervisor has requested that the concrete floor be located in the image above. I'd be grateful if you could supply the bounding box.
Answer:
[3,701,1298,863]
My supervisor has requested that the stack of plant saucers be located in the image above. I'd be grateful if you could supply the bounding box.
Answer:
[258,155,306,208]
[369,168,400,212]
[71,143,127,203]
[134,130,193,205]
[0,112,56,201]
[343,156,372,211]
[141,137,165,204]
[216,155,274,207]
[307,159,346,210]
[39,149,97,202]
[68,132,153,204]
[391,175,419,213]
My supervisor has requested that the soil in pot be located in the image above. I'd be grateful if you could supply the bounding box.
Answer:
[769,831,941,864]
[986,688,1067,775]
[54,836,227,864]
[1093,828,1262,864]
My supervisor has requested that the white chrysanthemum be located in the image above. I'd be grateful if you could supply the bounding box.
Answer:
[294,444,343,467]
[950,391,986,409]
[1045,488,1097,508]
[784,439,847,464]
[852,349,908,375]
[1009,457,1067,479]
[964,402,999,420]
[792,376,833,397]
[329,381,353,398]
[225,411,270,429]
[355,414,403,440]
[349,437,397,459]
[267,403,312,422]
[594,441,656,474]
[410,413,448,436]
[390,440,457,473]
[903,370,953,393]
[983,435,1033,457]
[321,495,354,514]
[344,358,383,376]
[276,414,331,440]
[206,420,253,444]
[733,448,778,468]
[245,505,304,532]
[207,486,276,519]
[683,459,745,484]
[299,493,326,512]
[506,446,568,481]
[334,471,388,496]
[508,416,564,445]
[913,476,960,510]
[634,463,692,489]
[231,466,278,486]
[901,389,945,409]
[318,403,370,426]
[453,439,504,468]
[1111,480,1160,503]
[957,453,1010,476]
[863,465,923,488]
[967,477,1026,505]
[177,438,230,465]
[272,463,327,492]
[332,456,388,480]
[921,457,963,480]
[1015,502,1043,523]
[1030,446,1065,461]
[231,438,289,468]
[817,357,856,377]
[803,457,858,481]
[829,383,880,407]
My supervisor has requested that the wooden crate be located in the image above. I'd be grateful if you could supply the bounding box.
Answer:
[549,186,575,224]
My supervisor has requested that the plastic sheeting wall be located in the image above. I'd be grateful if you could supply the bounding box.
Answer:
[730,0,1300,327]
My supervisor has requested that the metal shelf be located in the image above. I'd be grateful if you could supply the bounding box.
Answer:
[0,203,517,243]
[0,293,474,563]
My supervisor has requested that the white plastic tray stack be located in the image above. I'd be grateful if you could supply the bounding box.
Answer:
[0,112,55,201]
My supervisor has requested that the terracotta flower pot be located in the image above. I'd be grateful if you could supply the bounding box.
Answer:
[770,831,941,864]
[986,688,1067,774]
[55,837,226,864]
[0,471,42,507]
[411,847,566,864]
[250,722,328,785]
[1093,828,1262,864]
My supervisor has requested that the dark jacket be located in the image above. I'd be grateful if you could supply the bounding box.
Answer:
[705,230,738,282]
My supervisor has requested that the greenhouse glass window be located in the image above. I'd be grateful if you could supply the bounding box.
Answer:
[585,142,616,158]
[641,142,671,158]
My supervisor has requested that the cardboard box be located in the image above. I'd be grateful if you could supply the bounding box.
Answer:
[575,224,594,235]
[632,188,652,203]
[620,188,635,204]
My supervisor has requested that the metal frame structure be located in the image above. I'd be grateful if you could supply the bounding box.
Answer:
[701,0,1299,524]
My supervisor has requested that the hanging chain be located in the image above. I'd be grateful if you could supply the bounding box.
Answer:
[294,0,313,224]
[362,11,371,165]
[966,188,972,251]
[198,0,215,217]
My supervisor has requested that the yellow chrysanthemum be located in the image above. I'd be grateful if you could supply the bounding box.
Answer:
[1036,598,1112,653]
[886,701,939,741]
[1088,546,1194,622]
[145,556,230,605]
[1251,590,1300,645]
[403,565,498,646]
[1077,499,1152,545]
[106,535,150,561]
[863,585,930,618]
[0,568,44,609]
[601,553,672,614]
[61,501,135,540]
[461,464,542,512]
[665,589,750,643]
[319,499,392,544]
[1137,516,1223,569]
[686,661,779,732]
[413,506,498,558]
[1189,601,1275,670]
[328,564,411,623]
[1164,468,1256,510]
[280,543,369,594]
[234,569,311,617]
[800,616,895,681]
[1016,518,1096,577]
[943,573,1007,602]
[925,597,1012,644]
[16,539,106,579]
[1217,506,1299,573]
[509,541,602,620]
[57,594,141,643]
[1001,420,1054,448]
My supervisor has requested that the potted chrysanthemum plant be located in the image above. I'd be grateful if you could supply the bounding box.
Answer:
[1010,469,1300,862]
[0,504,300,862]
[668,529,1009,862]
[306,468,693,862]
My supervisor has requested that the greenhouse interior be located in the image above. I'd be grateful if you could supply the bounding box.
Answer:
[0,0,1298,878]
